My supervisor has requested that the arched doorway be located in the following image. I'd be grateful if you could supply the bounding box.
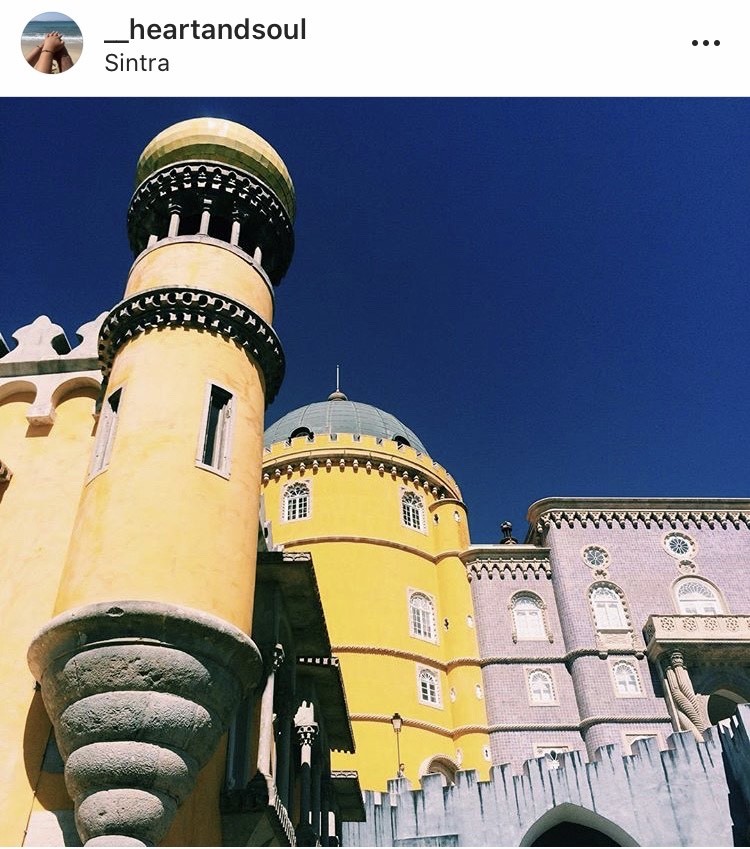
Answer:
[419,755,458,787]
[707,689,747,725]
[521,803,637,847]
[531,821,619,846]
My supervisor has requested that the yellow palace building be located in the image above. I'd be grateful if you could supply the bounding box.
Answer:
[263,393,491,789]
[0,116,488,847]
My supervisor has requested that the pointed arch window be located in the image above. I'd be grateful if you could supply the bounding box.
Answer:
[612,661,642,696]
[409,591,437,642]
[283,482,310,522]
[511,593,548,641]
[401,491,426,532]
[675,578,723,615]
[590,585,628,630]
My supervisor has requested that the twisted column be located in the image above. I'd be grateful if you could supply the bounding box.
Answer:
[664,651,707,734]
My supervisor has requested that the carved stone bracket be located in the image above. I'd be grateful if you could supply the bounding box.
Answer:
[98,287,285,405]
[28,600,262,846]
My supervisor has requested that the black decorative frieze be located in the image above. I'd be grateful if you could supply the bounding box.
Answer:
[99,287,285,404]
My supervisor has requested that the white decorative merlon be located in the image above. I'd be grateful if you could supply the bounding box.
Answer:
[1,316,70,363]
[0,313,106,376]
[0,314,107,426]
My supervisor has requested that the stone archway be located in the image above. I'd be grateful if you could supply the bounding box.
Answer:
[707,688,748,725]
[520,803,638,847]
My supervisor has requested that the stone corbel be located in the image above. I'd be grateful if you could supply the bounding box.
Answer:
[28,600,262,847]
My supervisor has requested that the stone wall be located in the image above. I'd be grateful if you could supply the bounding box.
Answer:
[344,710,748,846]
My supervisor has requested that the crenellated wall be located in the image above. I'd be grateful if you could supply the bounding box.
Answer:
[344,708,750,846]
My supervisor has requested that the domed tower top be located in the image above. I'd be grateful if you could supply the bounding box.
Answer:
[128,117,295,284]
[264,397,428,454]
[135,118,295,221]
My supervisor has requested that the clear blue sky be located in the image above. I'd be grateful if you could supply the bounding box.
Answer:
[2,98,749,541]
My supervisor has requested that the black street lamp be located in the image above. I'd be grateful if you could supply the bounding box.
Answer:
[391,712,403,777]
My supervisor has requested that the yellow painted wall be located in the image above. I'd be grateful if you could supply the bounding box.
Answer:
[56,330,266,632]
[262,432,490,790]
[126,240,275,326]
[0,387,98,845]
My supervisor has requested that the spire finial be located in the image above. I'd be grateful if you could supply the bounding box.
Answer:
[328,364,348,401]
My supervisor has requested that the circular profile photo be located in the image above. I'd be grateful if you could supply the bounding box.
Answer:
[22,11,82,74]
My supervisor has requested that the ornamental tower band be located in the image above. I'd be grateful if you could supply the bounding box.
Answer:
[1,117,750,848]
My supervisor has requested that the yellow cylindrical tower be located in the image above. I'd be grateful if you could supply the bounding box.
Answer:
[28,118,296,847]
[56,117,294,629]
[262,392,490,790]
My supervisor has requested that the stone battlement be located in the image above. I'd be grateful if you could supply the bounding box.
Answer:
[344,706,750,846]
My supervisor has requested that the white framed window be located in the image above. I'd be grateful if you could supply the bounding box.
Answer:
[511,594,547,641]
[612,661,642,697]
[590,585,628,630]
[401,491,426,532]
[528,669,556,704]
[675,578,723,615]
[283,481,310,522]
[417,666,442,707]
[89,386,122,478]
[409,591,437,642]
[196,383,234,477]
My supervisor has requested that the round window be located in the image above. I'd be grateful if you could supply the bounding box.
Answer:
[583,545,609,569]
[664,532,695,559]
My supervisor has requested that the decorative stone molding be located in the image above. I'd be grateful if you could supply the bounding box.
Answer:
[527,498,750,542]
[127,162,294,284]
[263,454,458,502]
[98,287,285,405]
[0,459,12,483]
[644,614,750,652]
[347,713,488,740]
[486,715,671,734]
[480,646,646,666]
[466,556,552,581]
[331,643,480,673]
[27,600,262,846]
[0,371,103,427]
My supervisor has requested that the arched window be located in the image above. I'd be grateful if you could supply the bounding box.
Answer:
[417,667,441,706]
[528,670,555,704]
[512,594,547,641]
[283,482,310,521]
[590,585,627,630]
[409,592,436,642]
[675,578,723,615]
[612,661,641,696]
[401,491,425,531]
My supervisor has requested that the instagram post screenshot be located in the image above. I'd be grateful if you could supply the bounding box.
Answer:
[0,2,749,847]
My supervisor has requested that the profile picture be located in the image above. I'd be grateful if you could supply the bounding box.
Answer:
[21,11,82,74]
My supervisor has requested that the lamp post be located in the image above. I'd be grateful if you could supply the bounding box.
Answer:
[391,712,403,777]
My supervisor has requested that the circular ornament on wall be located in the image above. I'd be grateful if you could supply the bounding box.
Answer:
[664,532,696,559]
[582,545,609,575]
[678,559,697,574]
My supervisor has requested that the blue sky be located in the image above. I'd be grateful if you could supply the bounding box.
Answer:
[1,98,748,541]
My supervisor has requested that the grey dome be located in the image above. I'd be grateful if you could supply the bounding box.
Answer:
[264,399,427,454]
